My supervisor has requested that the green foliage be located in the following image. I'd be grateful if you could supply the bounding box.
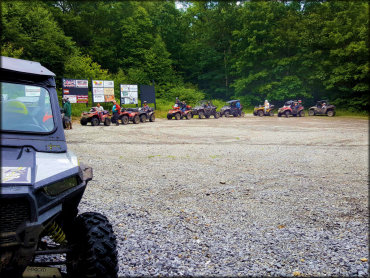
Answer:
[165,86,205,106]
[2,1,368,112]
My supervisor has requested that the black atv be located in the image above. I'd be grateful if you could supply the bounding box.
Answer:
[220,100,244,117]
[191,100,220,119]
[0,56,118,278]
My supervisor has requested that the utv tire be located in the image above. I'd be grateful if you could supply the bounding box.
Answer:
[299,110,305,117]
[327,110,334,117]
[198,111,204,119]
[91,117,100,126]
[67,212,118,278]
[258,110,264,117]
[121,115,129,125]
[80,118,88,126]
[140,114,147,123]
[104,118,111,126]
[186,113,191,120]
[224,111,230,117]
[308,109,315,116]
[175,113,181,120]
[214,112,220,119]
[133,115,140,124]
[149,114,156,122]
[285,111,290,118]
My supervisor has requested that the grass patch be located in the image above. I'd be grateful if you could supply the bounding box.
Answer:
[209,155,220,159]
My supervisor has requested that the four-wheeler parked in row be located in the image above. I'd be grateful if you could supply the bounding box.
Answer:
[167,105,192,120]
[126,107,156,122]
[278,100,305,117]
[0,56,118,278]
[253,104,275,117]
[192,100,220,119]
[220,100,244,117]
[111,108,140,125]
[308,100,336,117]
[80,107,111,126]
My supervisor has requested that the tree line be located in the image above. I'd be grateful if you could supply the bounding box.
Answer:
[1,1,369,110]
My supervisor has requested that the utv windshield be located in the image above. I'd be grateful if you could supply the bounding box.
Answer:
[1,82,54,133]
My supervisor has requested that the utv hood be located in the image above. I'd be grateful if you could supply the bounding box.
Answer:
[1,146,79,188]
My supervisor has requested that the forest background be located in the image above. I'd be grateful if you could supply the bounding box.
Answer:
[1,0,369,116]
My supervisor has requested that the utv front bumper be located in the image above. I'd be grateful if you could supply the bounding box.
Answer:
[0,165,92,272]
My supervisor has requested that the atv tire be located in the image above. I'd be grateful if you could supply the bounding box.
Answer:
[133,115,140,124]
[67,212,118,278]
[80,118,88,126]
[214,112,220,119]
[167,114,172,120]
[140,114,147,123]
[198,111,204,119]
[278,113,281,117]
[269,111,274,117]
[121,115,129,125]
[327,110,334,117]
[91,117,100,126]
[258,110,264,117]
[299,110,305,117]
[308,109,315,116]
[175,113,181,120]
[205,115,210,119]
[149,114,156,122]
[241,112,245,117]
[285,111,290,118]
[186,113,191,120]
[104,118,111,126]
[224,111,230,117]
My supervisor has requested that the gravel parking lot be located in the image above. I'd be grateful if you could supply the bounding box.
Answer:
[66,115,368,277]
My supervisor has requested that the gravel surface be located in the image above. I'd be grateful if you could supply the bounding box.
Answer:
[66,115,368,277]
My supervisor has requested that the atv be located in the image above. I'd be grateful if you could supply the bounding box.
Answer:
[167,105,192,120]
[220,100,244,117]
[191,100,220,119]
[80,107,111,126]
[253,104,275,117]
[126,107,155,123]
[308,100,336,117]
[278,100,305,117]
[111,108,140,125]
[0,56,118,278]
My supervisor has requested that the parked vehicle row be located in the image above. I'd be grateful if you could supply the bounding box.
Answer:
[80,106,155,126]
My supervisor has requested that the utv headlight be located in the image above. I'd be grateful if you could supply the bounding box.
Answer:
[43,176,79,196]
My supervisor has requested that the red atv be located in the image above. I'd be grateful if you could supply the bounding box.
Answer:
[167,105,192,120]
[117,108,140,124]
[80,107,111,126]
[278,100,305,117]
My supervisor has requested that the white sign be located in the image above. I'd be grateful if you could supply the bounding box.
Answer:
[76,80,88,88]
[93,94,105,102]
[103,80,114,88]
[92,80,104,88]
[67,95,77,103]
[120,84,138,104]
[25,86,41,96]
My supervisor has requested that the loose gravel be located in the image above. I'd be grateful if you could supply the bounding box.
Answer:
[66,115,368,277]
